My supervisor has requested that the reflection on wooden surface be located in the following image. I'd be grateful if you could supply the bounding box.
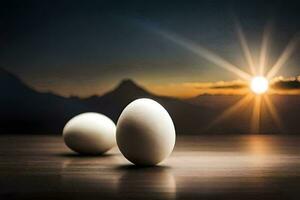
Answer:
[1,135,300,199]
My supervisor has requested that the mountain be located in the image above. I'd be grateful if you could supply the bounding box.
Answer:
[1,68,300,135]
[187,93,300,134]
[83,79,155,120]
[84,79,216,134]
[0,68,89,133]
[187,94,244,110]
[0,69,214,134]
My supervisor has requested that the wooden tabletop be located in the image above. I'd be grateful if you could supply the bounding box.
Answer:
[1,135,300,200]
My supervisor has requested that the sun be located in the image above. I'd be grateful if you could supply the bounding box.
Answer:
[250,76,269,94]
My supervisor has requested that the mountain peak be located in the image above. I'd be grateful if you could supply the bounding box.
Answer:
[117,79,138,88]
[114,79,150,95]
[94,78,153,101]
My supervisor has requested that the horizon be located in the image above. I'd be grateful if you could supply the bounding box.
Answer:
[2,67,300,98]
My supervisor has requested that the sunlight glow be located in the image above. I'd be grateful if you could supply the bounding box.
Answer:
[250,76,269,94]
[266,36,299,79]
[235,22,256,75]
[259,23,272,75]
[251,95,262,133]
[147,21,299,134]
[263,95,284,132]
[207,94,254,128]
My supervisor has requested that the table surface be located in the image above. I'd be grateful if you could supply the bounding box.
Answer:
[1,134,300,200]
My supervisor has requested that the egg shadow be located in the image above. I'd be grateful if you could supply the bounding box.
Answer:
[58,153,122,197]
[56,152,117,158]
[116,164,176,200]
[116,163,172,170]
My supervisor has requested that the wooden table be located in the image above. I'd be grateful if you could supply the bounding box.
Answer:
[1,135,300,200]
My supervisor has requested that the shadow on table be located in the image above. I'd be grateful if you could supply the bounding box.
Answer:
[55,152,117,158]
[115,164,176,200]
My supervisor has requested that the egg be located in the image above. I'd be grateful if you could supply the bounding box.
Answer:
[63,112,116,154]
[116,98,176,166]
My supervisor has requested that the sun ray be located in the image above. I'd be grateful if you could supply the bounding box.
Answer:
[259,23,272,75]
[251,95,262,133]
[154,29,252,80]
[141,22,295,135]
[235,22,256,75]
[266,35,299,79]
[207,94,254,129]
[263,95,284,132]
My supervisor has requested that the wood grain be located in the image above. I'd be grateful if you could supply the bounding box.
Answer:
[1,135,300,200]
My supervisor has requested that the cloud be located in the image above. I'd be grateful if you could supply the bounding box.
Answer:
[193,77,300,91]
[184,80,248,90]
[209,83,246,89]
[272,77,300,90]
[148,76,300,98]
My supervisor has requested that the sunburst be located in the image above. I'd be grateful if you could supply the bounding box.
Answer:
[151,21,299,133]
[250,76,269,95]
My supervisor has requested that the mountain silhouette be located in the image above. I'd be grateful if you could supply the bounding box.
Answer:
[84,78,215,133]
[0,68,213,134]
[85,78,153,106]
[111,79,152,96]
[0,68,88,133]
[83,79,155,120]
[1,68,300,134]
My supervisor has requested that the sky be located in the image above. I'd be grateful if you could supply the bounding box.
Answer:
[1,0,300,97]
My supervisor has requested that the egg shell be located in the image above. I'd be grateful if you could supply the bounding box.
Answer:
[116,98,176,166]
[63,112,116,154]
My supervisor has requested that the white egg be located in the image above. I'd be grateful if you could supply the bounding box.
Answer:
[116,98,176,166]
[63,112,116,154]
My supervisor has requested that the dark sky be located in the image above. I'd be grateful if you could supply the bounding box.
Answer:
[1,0,300,97]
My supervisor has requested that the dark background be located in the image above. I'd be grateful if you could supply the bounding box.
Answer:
[1,0,300,134]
